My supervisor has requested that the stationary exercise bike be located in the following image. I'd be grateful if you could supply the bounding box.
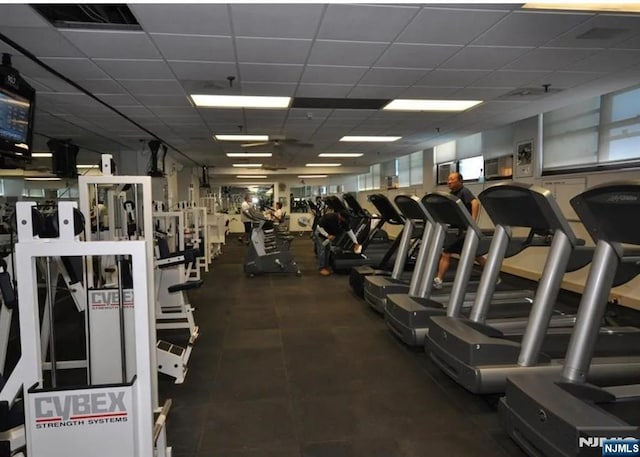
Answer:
[243,208,301,277]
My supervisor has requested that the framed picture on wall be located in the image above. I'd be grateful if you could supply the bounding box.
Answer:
[515,139,533,178]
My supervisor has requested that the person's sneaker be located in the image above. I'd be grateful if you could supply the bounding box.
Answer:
[319,268,332,276]
[432,277,443,289]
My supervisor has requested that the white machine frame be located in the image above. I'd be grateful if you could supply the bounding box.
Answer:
[1,201,170,457]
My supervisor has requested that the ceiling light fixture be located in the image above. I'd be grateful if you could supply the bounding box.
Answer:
[298,175,329,179]
[25,177,61,181]
[318,153,363,158]
[77,164,99,169]
[383,99,482,112]
[237,175,267,179]
[31,152,53,158]
[340,136,401,142]
[305,163,342,167]
[232,163,263,167]
[215,134,269,142]
[193,95,291,109]
[226,153,273,158]
[522,2,640,13]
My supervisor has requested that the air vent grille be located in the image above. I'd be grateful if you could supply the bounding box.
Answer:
[32,5,141,31]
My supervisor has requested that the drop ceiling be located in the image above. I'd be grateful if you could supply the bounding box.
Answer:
[2,3,640,178]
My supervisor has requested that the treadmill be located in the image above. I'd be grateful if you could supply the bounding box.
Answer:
[349,193,415,298]
[330,193,394,272]
[385,190,536,347]
[500,182,640,457]
[427,182,640,394]
[364,194,438,313]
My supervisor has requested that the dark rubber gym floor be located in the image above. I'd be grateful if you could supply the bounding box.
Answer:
[158,234,527,457]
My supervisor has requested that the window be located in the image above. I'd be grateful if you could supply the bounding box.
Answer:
[599,85,640,163]
[542,97,600,171]
[397,151,423,187]
[542,84,640,173]
[357,164,381,191]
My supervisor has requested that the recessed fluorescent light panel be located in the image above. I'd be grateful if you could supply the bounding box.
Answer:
[384,99,482,112]
[305,163,342,167]
[32,152,52,158]
[77,164,99,169]
[523,2,640,13]
[237,175,267,179]
[232,164,262,168]
[215,135,268,141]
[193,95,291,109]
[318,153,363,158]
[298,175,328,179]
[226,153,273,158]
[340,136,401,142]
[25,177,61,181]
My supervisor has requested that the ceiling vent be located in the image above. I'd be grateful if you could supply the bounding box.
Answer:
[32,5,141,31]
[576,27,628,40]
[499,86,562,100]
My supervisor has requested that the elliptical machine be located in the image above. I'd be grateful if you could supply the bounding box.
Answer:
[243,208,301,277]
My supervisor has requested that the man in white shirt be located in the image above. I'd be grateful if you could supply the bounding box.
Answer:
[240,194,252,245]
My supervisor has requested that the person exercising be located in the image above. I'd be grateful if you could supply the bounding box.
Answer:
[315,209,361,276]
[239,194,252,245]
[433,172,485,289]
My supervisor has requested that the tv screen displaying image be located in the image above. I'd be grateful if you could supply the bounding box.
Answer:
[0,88,30,145]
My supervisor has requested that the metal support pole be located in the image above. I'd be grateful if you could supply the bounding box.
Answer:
[391,220,414,280]
[116,255,128,383]
[416,222,447,299]
[408,222,433,297]
[45,256,57,387]
[447,229,480,318]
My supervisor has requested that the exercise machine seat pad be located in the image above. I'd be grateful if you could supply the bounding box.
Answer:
[168,279,204,293]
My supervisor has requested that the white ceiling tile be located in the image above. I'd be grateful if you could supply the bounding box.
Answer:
[296,84,354,98]
[376,44,461,69]
[505,47,597,71]
[472,70,551,88]
[546,14,640,49]
[31,77,79,93]
[168,61,237,80]
[0,27,83,57]
[150,34,234,61]
[114,106,155,118]
[614,33,640,50]
[149,106,198,117]
[95,59,174,79]
[78,79,126,94]
[400,86,461,98]
[97,94,140,106]
[440,46,531,70]
[61,30,161,59]
[362,68,428,86]
[9,55,65,79]
[130,4,231,35]
[0,5,49,27]
[301,66,368,85]
[417,69,490,86]
[240,82,298,96]
[564,49,640,72]
[119,79,183,95]
[308,40,388,67]
[199,109,244,124]
[22,76,54,92]
[318,4,418,42]
[243,110,287,122]
[136,95,193,107]
[348,85,406,98]
[231,4,325,39]
[236,37,312,65]
[451,87,512,100]
[528,71,606,89]
[238,64,303,83]
[40,57,109,79]
[288,109,333,120]
[398,7,508,45]
[472,10,591,47]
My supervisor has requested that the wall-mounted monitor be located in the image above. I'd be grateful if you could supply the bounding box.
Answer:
[0,55,36,160]
[457,155,484,181]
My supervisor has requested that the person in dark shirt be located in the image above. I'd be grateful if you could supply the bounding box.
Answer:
[315,209,361,276]
[433,172,486,289]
